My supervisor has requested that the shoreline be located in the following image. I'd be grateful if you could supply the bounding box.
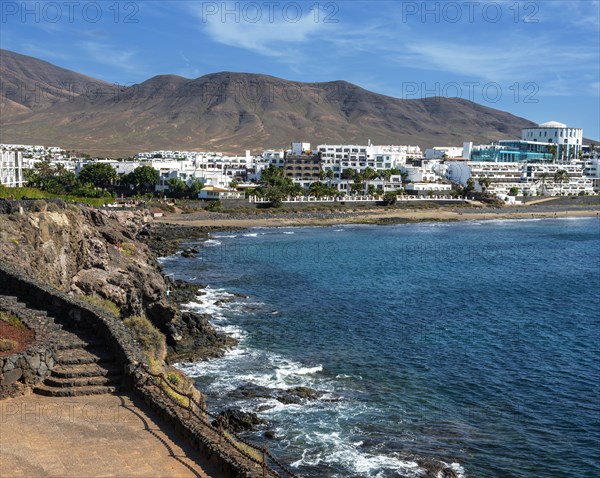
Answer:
[156,206,600,230]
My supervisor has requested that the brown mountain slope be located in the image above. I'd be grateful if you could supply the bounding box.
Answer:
[1,49,539,156]
[0,49,113,113]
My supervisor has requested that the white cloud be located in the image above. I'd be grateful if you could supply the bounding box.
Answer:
[392,36,598,88]
[80,41,140,73]
[189,2,335,58]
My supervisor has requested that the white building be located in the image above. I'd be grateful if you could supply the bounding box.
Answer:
[0,150,25,187]
[198,186,244,200]
[522,121,583,160]
[317,144,417,178]
[446,160,594,197]
[424,146,464,160]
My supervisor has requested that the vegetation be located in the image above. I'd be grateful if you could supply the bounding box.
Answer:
[508,187,520,196]
[0,339,18,353]
[79,294,122,317]
[553,169,570,196]
[123,315,166,362]
[23,160,114,200]
[382,190,398,205]
[0,312,24,328]
[118,165,160,194]
[253,165,304,207]
[206,200,222,212]
[78,163,118,188]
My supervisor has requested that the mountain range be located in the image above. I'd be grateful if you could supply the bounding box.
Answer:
[0,49,547,156]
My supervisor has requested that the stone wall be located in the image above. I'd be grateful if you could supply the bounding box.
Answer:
[0,296,60,398]
[0,261,283,478]
[0,262,145,380]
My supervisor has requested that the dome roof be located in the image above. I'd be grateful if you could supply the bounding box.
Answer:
[539,121,567,128]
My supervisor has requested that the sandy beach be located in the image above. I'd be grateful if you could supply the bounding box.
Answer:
[156,202,600,229]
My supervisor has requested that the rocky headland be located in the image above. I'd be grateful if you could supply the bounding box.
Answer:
[0,199,234,362]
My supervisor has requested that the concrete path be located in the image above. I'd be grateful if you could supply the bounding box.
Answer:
[0,392,226,478]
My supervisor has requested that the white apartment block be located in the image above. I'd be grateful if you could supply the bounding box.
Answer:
[424,146,464,160]
[582,158,600,192]
[522,121,583,159]
[446,161,594,196]
[0,150,25,187]
[317,144,417,178]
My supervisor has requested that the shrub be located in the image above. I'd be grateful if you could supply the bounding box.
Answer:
[0,339,18,353]
[206,200,222,212]
[123,315,166,362]
[167,372,180,386]
[79,294,122,317]
[121,242,136,257]
[0,312,24,328]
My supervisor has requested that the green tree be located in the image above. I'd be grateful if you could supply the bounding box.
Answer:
[382,191,398,205]
[265,185,286,207]
[127,166,159,193]
[553,169,570,196]
[78,163,117,188]
[478,176,491,193]
[379,169,392,181]
[166,178,188,198]
[508,186,520,196]
[546,144,557,162]
[341,168,356,180]
[537,172,551,196]
[362,167,377,181]
[309,181,328,198]
[465,177,476,193]
[187,179,204,198]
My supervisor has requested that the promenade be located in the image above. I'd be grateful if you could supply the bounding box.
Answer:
[0,392,225,478]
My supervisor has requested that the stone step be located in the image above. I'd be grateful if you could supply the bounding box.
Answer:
[55,349,114,366]
[44,375,119,388]
[34,384,117,397]
[54,334,104,350]
[51,363,121,379]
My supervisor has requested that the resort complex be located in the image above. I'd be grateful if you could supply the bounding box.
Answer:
[1,122,598,202]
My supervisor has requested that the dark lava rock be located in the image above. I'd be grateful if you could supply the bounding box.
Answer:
[264,430,277,440]
[166,310,238,362]
[229,383,323,405]
[213,409,264,433]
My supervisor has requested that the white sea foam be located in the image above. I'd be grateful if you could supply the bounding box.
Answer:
[203,239,222,246]
[291,432,424,478]
[212,234,238,238]
[243,233,259,237]
[436,462,466,478]
[282,231,295,235]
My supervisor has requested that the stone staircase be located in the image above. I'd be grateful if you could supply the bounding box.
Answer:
[35,329,121,397]
[0,294,122,397]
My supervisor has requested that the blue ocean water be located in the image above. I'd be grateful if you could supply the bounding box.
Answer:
[161,218,600,478]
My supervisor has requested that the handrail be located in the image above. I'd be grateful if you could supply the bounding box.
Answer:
[135,363,299,478]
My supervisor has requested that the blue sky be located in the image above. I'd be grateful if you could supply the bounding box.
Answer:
[2,0,599,139]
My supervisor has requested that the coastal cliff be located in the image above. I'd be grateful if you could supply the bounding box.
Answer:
[0,200,231,361]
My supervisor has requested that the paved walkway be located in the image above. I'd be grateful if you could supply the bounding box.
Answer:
[0,392,227,478]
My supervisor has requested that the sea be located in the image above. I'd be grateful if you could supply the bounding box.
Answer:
[158,217,600,478]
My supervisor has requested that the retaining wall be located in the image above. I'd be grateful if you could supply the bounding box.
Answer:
[0,261,270,477]
[0,296,60,399]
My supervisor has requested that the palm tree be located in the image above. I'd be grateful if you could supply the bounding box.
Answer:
[537,173,551,196]
[479,176,491,193]
[553,169,570,196]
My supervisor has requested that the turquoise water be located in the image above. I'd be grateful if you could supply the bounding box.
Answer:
[161,218,600,478]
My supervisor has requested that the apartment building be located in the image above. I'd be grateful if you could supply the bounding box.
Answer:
[0,150,24,187]
[317,144,416,177]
